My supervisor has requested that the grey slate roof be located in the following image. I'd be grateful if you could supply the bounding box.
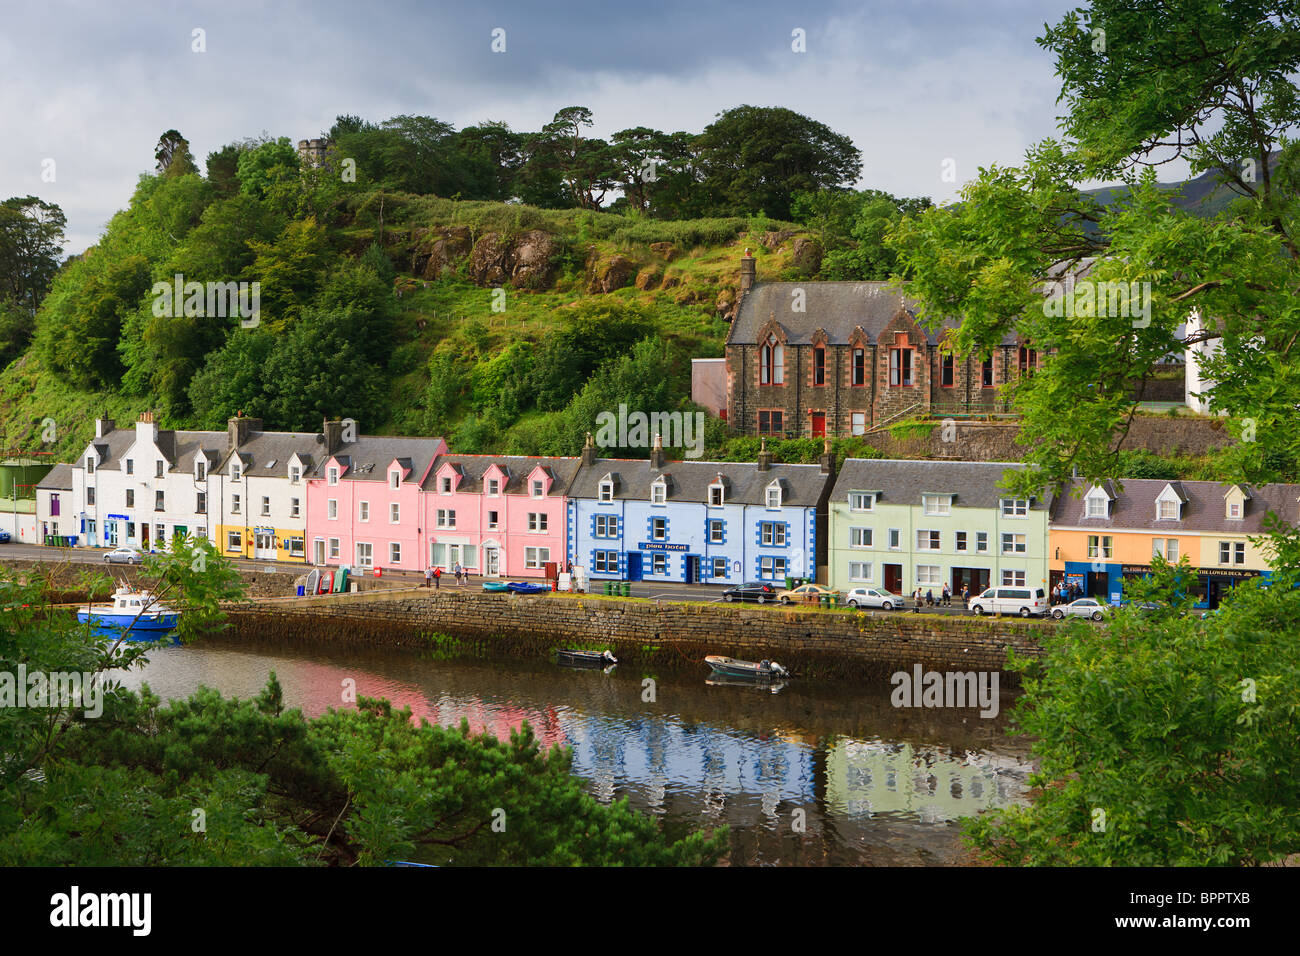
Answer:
[727,281,1020,347]
[569,457,834,507]
[79,428,226,473]
[215,430,320,477]
[423,455,582,496]
[831,459,1054,511]
[38,462,73,490]
[1052,478,1300,533]
[312,436,445,483]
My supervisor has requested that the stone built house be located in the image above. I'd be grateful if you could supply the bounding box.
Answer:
[724,251,1041,439]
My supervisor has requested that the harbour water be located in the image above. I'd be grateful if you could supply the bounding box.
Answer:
[112,635,1034,865]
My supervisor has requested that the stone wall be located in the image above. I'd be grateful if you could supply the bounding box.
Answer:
[226,589,1050,682]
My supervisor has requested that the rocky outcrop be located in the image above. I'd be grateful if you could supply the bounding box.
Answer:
[634,267,662,291]
[587,254,637,293]
[649,241,679,262]
[411,226,473,279]
[790,237,823,275]
[466,230,559,289]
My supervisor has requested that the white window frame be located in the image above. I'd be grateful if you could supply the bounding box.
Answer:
[848,561,872,583]
[358,501,370,522]
[916,565,940,586]
[921,495,951,516]
[850,527,872,548]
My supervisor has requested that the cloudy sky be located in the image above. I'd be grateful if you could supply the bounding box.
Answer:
[4,0,1154,254]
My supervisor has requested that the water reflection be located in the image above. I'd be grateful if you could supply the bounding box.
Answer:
[114,637,1033,865]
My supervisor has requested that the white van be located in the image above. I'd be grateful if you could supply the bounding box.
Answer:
[969,586,1049,617]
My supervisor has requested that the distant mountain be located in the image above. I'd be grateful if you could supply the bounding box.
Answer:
[1081,152,1281,219]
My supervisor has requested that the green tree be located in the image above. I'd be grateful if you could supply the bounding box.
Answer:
[888,0,1300,493]
[695,106,862,220]
[0,196,66,315]
[966,531,1300,866]
[154,129,198,179]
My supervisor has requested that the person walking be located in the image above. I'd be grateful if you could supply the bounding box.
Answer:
[454,561,463,586]
[433,566,441,589]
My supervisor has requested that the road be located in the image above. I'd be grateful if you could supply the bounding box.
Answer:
[3,543,1076,620]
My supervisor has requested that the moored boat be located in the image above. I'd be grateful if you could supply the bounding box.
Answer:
[481,581,510,593]
[703,655,788,680]
[556,648,617,668]
[506,581,549,595]
[76,586,180,639]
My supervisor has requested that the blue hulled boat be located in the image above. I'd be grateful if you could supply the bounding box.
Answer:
[77,587,180,639]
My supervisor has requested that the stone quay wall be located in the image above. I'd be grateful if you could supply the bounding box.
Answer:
[226,589,1051,682]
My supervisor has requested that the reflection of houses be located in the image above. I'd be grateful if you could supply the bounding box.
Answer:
[724,252,1034,439]
[828,459,1053,598]
[1049,478,1299,608]
[566,435,837,584]
[824,737,1028,822]
[420,454,580,578]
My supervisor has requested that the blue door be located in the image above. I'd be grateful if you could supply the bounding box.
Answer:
[626,552,643,581]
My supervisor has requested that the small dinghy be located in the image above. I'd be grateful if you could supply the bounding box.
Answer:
[556,648,618,668]
[506,581,549,595]
[704,655,788,680]
[481,581,510,593]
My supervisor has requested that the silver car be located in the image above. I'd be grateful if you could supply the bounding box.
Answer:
[1051,597,1107,622]
[103,546,142,565]
[843,587,906,610]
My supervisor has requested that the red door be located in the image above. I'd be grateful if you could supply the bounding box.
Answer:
[810,413,826,437]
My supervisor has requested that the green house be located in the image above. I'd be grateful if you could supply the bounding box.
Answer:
[828,459,1052,600]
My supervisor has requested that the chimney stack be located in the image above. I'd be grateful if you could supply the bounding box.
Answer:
[322,418,344,455]
[227,414,261,454]
[756,437,771,472]
[739,248,756,294]
[650,432,665,470]
[820,437,835,475]
[95,418,115,438]
[581,432,598,466]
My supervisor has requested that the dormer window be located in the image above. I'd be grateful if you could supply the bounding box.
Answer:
[196,461,206,480]
[850,492,874,512]
[231,464,241,481]
[709,482,725,507]
[1000,497,1029,518]
[440,476,452,494]
[125,459,133,475]
[1158,500,1180,520]
[651,479,667,505]
[289,465,300,483]
[1228,501,1242,519]
[531,479,544,498]
[487,478,500,497]
[1084,486,1111,518]
[599,479,614,502]
[86,456,95,475]
[922,495,951,516]
[389,471,400,490]
[328,466,339,485]
[766,481,782,510]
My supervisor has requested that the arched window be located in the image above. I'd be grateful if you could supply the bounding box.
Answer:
[760,335,784,385]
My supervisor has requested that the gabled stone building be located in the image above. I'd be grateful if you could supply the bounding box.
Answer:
[724,252,1036,438]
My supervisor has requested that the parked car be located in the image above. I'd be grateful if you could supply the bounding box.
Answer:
[1051,597,1107,621]
[777,583,840,605]
[721,581,777,604]
[103,547,142,565]
[843,587,906,610]
[0,530,10,543]
[969,586,1049,617]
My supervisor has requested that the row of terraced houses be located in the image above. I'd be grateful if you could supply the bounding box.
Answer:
[32,413,1295,609]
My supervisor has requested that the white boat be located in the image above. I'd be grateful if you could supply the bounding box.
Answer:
[77,586,180,638]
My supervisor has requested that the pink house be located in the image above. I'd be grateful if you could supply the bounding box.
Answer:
[305,432,446,572]
[421,455,579,578]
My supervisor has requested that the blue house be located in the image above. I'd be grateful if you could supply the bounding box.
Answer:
[566,435,836,585]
